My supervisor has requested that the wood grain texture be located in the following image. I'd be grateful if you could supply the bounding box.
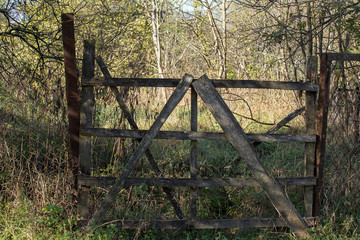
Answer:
[304,56,318,217]
[79,40,95,175]
[190,87,198,219]
[78,40,95,219]
[95,56,185,220]
[88,74,193,227]
[191,74,309,238]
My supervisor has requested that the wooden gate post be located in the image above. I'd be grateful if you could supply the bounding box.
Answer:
[313,53,331,218]
[304,56,318,217]
[192,74,309,238]
[190,86,198,219]
[61,13,80,199]
[78,40,96,219]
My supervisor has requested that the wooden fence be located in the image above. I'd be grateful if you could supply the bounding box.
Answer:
[61,14,360,238]
[64,39,328,238]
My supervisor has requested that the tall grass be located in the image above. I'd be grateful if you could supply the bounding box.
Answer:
[0,87,359,239]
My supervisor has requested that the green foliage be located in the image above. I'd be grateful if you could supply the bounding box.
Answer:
[0,199,76,240]
[86,224,129,240]
[1,0,360,239]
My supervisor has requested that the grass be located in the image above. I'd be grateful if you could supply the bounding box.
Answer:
[0,88,359,239]
[0,200,358,240]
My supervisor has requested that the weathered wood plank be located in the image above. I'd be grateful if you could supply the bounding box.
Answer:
[190,87,198,219]
[230,106,307,170]
[84,76,319,91]
[191,74,309,238]
[79,40,95,174]
[80,128,316,143]
[81,217,316,229]
[314,54,331,218]
[211,79,318,91]
[61,13,80,198]
[266,107,305,135]
[78,40,95,219]
[327,53,360,61]
[78,176,317,187]
[304,56,318,217]
[95,56,185,220]
[88,74,193,227]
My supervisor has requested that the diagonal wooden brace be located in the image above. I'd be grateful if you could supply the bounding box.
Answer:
[228,106,305,170]
[191,74,309,238]
[95,56,185,220]
[88,73,193,227]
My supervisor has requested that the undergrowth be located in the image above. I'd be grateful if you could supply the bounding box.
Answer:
[0,89,359,239]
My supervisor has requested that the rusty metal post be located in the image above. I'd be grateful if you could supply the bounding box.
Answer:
[61,13,80,197]
[314,53,331,218]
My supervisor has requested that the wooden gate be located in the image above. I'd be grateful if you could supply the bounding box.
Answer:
[73,40,326,238]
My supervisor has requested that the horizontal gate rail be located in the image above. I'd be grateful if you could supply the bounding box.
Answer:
[79,176,317,187]
[83,76,319,91]
[80,128,316,142]
[326,53,360,61]
[80,217,316,229]
[191,75,309,237]
[88,74,194,226]
[95,56,186,220]
[73,40,324,237]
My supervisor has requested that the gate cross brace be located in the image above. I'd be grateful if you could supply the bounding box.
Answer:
[95,56,185,220]
[88,73,309,238]
[88,74,193,227]
[228,106,305,168]
[191,75,309,238]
